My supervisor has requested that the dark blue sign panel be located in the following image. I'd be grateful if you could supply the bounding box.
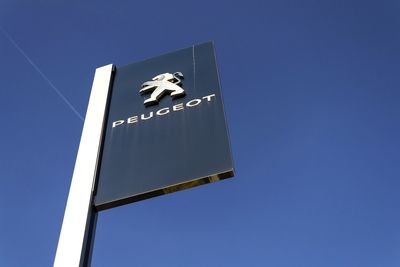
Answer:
[94,42,234,210]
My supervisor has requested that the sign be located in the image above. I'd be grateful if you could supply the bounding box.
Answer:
[94,42,234,210]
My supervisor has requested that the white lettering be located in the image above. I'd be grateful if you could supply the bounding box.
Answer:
[127,116,138,124]
[202,94,216,102]
[141,112,153,120]
[156,108,170,116]
[186,99,201,107]
[112,120,125,128]
[173,103,184,111]
[111,93,218,129]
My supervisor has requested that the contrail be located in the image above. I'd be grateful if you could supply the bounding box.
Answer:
[0,27,84,121]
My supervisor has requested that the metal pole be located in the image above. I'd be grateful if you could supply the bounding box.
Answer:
[54,64,114,267]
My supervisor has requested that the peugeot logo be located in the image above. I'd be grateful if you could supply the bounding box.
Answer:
[140,72,185,106]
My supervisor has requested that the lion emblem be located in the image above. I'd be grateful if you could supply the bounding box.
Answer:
[139,72,185,106]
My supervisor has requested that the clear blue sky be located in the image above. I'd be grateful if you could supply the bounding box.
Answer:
[1,1,400,266]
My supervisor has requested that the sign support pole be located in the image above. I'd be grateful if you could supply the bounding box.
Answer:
[54,64,114,267]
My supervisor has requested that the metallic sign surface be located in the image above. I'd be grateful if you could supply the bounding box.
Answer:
[94,42,234,210]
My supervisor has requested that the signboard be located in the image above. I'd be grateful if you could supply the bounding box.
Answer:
[94,42,234,210]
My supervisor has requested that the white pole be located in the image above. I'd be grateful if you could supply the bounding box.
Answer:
[54,64,114,267]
